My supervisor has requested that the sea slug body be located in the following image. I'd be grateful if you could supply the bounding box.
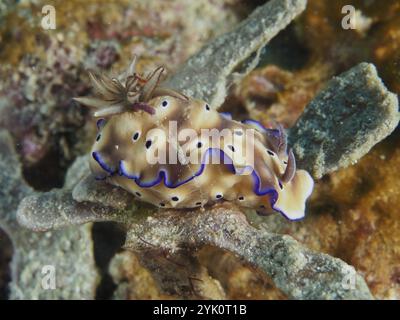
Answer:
[75,58,314,220]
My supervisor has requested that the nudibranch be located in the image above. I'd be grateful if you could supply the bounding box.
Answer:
[74,57,314,220]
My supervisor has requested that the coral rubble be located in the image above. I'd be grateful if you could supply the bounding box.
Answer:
[289,62,399,179]
[0,131,97,299]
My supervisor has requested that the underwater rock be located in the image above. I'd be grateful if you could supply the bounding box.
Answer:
[124,204,373,299]
[164,0,308,109]
[72,174,136,211]
[9,223,96,299]
[64,155,90,189]
[289,62,399,179]
[0,130,98,299]
[254,135,400,299]
[17,186,374,299]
